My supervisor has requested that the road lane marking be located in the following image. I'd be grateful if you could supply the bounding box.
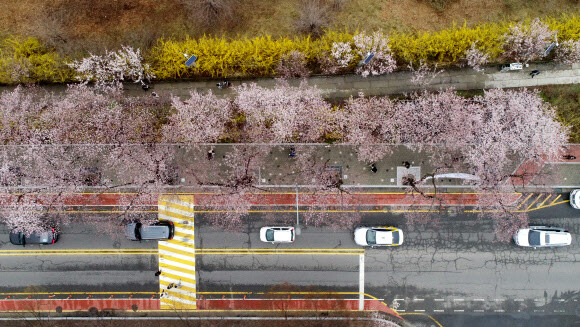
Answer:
[525,194,542,211]
[515,193,533,210]
[549,194,562,205]
[0,249,363,256]
[158,194,196,310]
[358,254,364,310]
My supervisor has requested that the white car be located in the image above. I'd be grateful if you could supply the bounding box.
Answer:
[570,189,580,209]
[513,226,572,248]
[354,227,404,247]
[260,226,295,243]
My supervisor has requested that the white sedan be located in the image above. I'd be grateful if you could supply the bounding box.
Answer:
[259,226,295,243]
[570,189,580,209]
[513,226,572,248]
[354,227,404,247]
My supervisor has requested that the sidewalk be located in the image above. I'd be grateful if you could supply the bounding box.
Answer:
[122,62,580,99]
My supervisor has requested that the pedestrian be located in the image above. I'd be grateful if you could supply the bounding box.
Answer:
[152,91,159,98]
[289,147,296,158]
[403,161,411,169]
[176,279,182,289]
[529,70,540,78]
[216,82,223,89]
[160,291,167,298]
[563,154,577,160]
[207,149,215,160]
[370,163,377,173]
[167,283,175,290]
[141,81,149,91]
[155,270,162,276]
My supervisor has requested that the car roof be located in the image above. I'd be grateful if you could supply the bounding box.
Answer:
[273,229,293,242]
[375,231,394,244]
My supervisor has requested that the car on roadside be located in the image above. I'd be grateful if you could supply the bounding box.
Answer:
[125,220,174,241]
[354,226,404,247]
[570,189,580,209]
[259,226,295,243]
[9,227,59,246]
[513,226,572,248]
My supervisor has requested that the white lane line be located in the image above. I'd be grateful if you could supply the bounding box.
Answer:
[358,254,364,311]
[434,298,445,302]
[514,299,524,301]
[453,299,465,301]
[398,310,406,312]
[494,309,505,312]
[414,309,425,312]
[394,298,406,301]
[414,298,424,301]
[454,309,464,312]
[474,309,485,312]
[473,298,485,301]
[433,309,444,312]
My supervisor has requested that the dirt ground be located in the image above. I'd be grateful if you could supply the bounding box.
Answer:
[0,0,578,54]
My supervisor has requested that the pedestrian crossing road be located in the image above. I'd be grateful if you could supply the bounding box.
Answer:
[157,195,196,310]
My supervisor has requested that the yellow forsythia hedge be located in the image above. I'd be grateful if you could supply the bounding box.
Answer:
[0,16,578,84]
[0,37,72,84]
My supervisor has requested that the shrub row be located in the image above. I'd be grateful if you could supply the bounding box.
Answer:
[0,16,579,84]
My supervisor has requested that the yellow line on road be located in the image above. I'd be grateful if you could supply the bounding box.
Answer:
[525,194,542,211]
[550,194,562,205]
[0,248,363,256]
[515,194,533,210]
[538,194,551,207]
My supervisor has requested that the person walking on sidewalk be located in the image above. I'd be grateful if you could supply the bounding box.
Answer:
[529,70,540,78]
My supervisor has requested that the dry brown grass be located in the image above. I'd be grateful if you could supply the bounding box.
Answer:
[0,0,578,55]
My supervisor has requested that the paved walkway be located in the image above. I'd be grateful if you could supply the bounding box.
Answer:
[122,62,580,99]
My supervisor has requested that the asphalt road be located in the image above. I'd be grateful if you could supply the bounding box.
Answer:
[0,197,578,322]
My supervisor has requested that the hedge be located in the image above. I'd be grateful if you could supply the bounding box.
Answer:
[0,16,579,84]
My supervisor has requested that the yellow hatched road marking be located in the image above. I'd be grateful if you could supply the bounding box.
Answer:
[538,194,551,207]
[159,263,195,276]
[526,194,542,211]
[516,194,533,210]
[550,194,562,205]
[158,201,195,213]
[174,231,195,240]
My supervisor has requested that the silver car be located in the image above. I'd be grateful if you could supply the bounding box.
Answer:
[513,226,572,248]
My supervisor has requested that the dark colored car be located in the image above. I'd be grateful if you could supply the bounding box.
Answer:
[9,228,59,246]
[125,220,174,241]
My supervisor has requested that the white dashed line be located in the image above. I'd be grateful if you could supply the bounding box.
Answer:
[414,309,425,312]
[473,298,485,301]
[413,298,424,301]
[394,298,406,301]
[494,309,505,313]
[434,298,445,301]
[474,309,485,312]
[514,299,524,302]
[433,309,444,312]
[453,298,465,301]
[454,309,464,312]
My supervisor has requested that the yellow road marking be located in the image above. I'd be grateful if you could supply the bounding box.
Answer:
[515,194,533,210]
[525,194,542,211]
[550,194,562,205]
[538,194,551,207]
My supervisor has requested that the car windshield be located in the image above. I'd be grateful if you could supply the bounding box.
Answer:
[392,231,399,245]
[528,230,542,246]
[266,229,275,242]
[366,230,376,245]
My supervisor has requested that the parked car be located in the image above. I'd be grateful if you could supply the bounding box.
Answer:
[570,189,580,209]
[125,221,174,241]
[9,228,59,246]
[259,226,295,243]
[354,226,404,247]
[513,226,572,248]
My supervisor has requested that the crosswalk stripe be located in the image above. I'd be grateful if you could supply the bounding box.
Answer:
[158,194,196,310]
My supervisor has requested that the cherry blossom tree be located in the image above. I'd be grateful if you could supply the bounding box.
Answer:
[408,60,444,86]
[502,18,556,62]
[554,40,580,65]
[163,90,232,143]
[276,51,311,79]
[465,43,489,72]
[352,31,397,77]
[67,46,155,86]
[0,86,47,145]
[338,93,398,163]
[234,81,336,143]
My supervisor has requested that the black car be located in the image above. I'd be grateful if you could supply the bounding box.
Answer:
[9,228,59,246]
